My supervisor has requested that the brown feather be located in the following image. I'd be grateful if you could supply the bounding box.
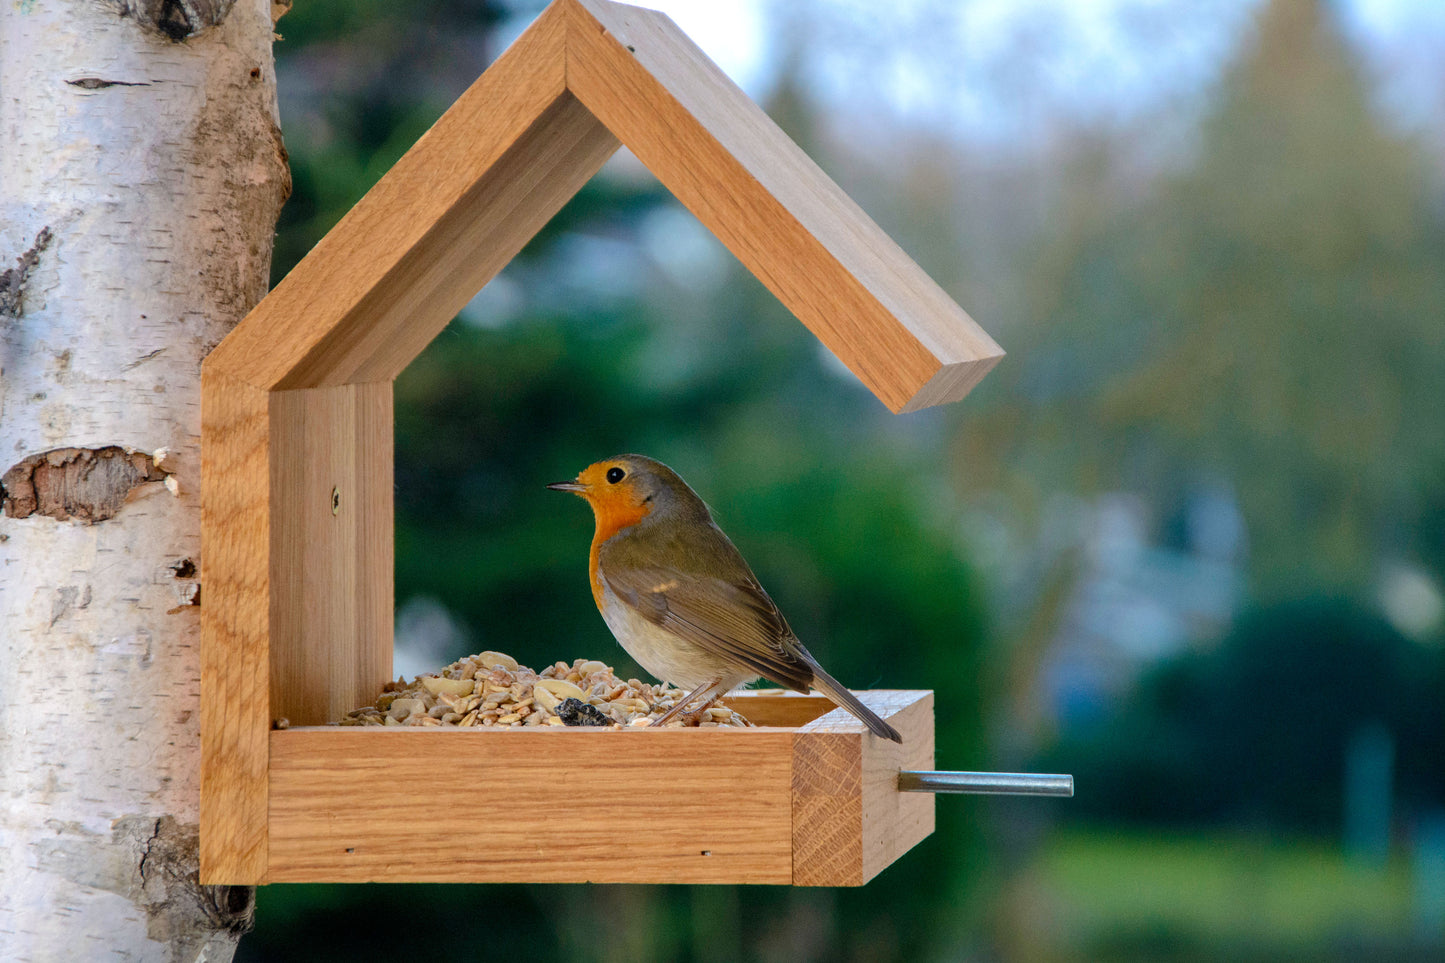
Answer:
[599,514,816,693]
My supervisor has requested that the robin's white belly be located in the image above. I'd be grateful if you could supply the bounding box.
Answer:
[596,579,751,692]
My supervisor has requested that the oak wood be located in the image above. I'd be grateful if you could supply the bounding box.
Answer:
[200,374,272,884]
[267,727,796,884]
[721,690,839,728]
[858,692,934,882]
[270,384,394,726]
[257,690,930,885]
[564,0,1002,412]
[792,691,934,885]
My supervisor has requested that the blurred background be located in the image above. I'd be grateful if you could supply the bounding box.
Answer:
[235,0,1445,959]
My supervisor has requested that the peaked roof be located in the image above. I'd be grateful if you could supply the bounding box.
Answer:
[203,0,1002,412]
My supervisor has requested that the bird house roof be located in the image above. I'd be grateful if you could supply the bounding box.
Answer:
[202,0,1002,412]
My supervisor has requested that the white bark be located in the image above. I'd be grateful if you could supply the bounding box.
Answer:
[0,0,290,958]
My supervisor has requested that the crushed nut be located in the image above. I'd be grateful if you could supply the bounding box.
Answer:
[336,653,754,731]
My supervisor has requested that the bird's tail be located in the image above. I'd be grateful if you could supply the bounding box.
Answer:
[807,661,903,744]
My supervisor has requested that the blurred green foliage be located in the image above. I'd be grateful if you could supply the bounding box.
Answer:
[1048,597,1445,831]
[1015,1,1445,849]
[1016,828,1416,962]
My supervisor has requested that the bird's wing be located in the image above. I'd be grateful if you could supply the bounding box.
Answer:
[603,564,815,693]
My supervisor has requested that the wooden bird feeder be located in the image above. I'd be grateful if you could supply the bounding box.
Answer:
[200,0,1004,886]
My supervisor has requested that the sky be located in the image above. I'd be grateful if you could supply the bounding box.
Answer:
[622,0,1445,143]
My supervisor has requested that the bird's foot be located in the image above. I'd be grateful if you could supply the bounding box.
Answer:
[648,678,726,728]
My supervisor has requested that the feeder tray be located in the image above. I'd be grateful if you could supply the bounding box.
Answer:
[263,691,932,885]
[200,0,1005,886]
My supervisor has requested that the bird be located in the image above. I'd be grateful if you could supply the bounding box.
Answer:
[547,454,903,743]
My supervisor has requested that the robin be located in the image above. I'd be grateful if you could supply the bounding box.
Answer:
[548,454,903,743]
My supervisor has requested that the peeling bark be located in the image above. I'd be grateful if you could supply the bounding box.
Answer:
[2,446,169,521]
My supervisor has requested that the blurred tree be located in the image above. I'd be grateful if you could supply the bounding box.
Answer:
[1050,597,1445,833]
[957,0,1445,597]
[271,0,526,277]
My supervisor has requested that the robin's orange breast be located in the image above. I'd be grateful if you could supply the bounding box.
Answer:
[586,500,650,608]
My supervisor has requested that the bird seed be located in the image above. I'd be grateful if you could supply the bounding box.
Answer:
[336,653,754,730]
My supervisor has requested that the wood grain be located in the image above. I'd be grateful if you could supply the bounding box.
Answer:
[201,2,619,391]
[564,0,1002,412]
[722,690,839,728]
[857,692,934,882]
[792,690,934,885]
[791,732,864,885]
[261,691,932,885]
[270,384,393,726]
[200,373,272,884]
[267,727,796,884]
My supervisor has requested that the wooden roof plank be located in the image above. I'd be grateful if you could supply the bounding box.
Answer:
[564,0,1002,411]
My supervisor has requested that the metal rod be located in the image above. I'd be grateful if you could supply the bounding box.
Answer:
[898,770,1074,797]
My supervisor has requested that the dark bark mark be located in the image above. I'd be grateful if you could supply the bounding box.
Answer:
[125,816,256,950]
[36,817,252,959]
[1,446,169,522]
[125,347,168,369]
[155,0,193,40]
[0,226,53,318]
[117,0,237,41]
[67,77,152,89]
[171,557,197,579]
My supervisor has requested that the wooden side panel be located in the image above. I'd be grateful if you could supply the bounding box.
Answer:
[791,732,864,886]
[859,692,934,883]
[267,728,796,884]
[791,690,933,886]
[270,384,393,726]
[203,3,620,391]
[564,0,1003,413]
[200,373,272,884]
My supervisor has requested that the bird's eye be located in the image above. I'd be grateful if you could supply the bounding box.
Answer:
[606,467,625,484]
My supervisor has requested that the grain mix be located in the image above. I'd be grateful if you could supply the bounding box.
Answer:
[336,652,753,729]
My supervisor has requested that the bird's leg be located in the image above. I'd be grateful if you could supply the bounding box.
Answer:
[650,678,727,729]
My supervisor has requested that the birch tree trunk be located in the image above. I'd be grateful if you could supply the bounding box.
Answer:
[0,0,290,957]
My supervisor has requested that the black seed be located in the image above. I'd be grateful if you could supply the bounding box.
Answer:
[557,697,611,727]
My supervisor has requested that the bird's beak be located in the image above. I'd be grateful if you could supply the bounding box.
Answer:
[546,480,587,493]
